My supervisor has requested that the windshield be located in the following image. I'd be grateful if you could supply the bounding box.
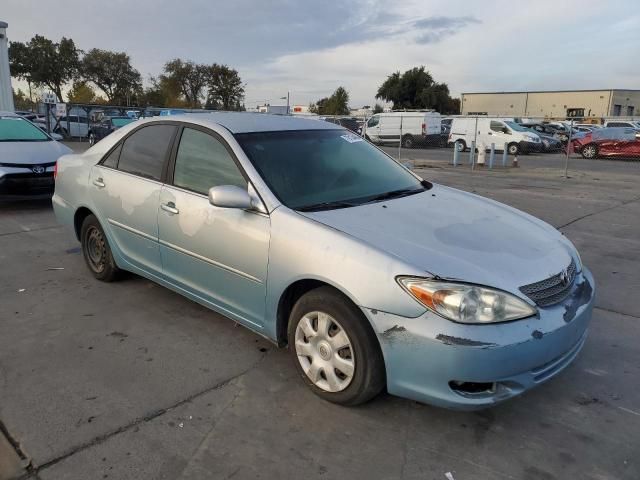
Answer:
[0,116,50,142]
[112,118,135,127]
[505,121,529,132]
[235,129,426,210]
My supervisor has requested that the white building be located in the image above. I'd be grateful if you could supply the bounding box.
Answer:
[0,21,15,111]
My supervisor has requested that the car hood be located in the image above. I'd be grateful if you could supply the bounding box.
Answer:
[0,140,73,165]
[300,184,575,295]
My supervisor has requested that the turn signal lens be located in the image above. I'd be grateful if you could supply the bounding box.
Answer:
[398,277,537,324]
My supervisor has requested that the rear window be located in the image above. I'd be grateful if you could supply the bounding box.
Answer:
[112,118,135,127]
[0,116,50,142]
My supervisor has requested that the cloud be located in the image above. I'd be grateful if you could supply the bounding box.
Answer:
[413,16,481,44]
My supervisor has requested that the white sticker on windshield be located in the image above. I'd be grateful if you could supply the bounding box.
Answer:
[340,133,363,143]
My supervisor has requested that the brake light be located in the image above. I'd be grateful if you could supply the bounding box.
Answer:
[54,161,58,180]
[422,122,426,134]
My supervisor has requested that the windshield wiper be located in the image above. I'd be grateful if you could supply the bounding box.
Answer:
[364,187,425,203]
[296,200,359,212]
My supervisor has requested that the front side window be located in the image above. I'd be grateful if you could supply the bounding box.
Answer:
[490,121,505,132]
[173,128,247,195]
[117,125,176,181]
[367,116,379,127]
[236,129,425,210]
[0,116,50,142]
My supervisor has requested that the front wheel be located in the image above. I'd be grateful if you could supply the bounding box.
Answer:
[288,287,385,406]
[88,132,96,146]
[581,144,598,159]
[455,140,466,152]
[507,142,519,155]
[81,214,121,282]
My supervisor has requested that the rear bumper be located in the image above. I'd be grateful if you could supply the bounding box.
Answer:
[363,267,595,410]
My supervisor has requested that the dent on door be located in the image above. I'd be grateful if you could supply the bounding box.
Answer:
[157,186,271,328]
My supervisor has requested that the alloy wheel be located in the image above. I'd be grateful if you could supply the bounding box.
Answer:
[294,311,355,392]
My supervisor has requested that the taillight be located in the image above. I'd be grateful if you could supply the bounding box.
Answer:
[422,122,426,134]
[54,161,58,180]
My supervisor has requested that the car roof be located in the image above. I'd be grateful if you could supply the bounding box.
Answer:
[145,112,336,134]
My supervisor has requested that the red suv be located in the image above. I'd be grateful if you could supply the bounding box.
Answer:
[571,127,640,159]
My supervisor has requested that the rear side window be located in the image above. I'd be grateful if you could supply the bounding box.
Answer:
[118,125,176,181]
[101,144,121,168]
[173,128,247,195]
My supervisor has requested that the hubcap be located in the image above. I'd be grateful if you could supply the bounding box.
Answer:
[85,226,106,273]
[294,311,355,393]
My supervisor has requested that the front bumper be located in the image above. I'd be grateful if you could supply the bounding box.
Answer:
[519,140,543,153]
[363,267,595,410]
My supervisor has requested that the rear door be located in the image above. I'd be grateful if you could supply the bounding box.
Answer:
[157,126,270,328]
[89,123,178,274]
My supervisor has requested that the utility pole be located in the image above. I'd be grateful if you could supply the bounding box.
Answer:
[0,21,15,111]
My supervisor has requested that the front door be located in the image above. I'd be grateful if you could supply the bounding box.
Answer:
[89,124,177,274]
[157,126,270,328]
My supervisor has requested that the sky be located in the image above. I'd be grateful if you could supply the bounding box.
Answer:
[2,0,639,108]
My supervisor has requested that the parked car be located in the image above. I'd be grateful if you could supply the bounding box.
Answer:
[603,120,640,129]
[449,118,542,154]
[571,127,640,159]
[520,126,562,152]
[0,111,72,199]
[53,113,595,409]
[88,116,137,146]
[54,114,90,138]
[323,117,361,134]
[365,111,442,148]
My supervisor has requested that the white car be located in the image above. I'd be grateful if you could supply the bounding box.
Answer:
[449,118,542,155]
[364,111,442,148]
[603,120,640,129]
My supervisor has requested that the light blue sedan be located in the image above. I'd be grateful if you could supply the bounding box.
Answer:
[53,113,595,409]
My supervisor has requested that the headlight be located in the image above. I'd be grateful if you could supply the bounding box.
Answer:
[397,277,537,324]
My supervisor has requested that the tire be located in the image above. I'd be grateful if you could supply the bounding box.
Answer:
[455,140,466,152]
[507,142,519,155]
[288,286,385,406]
[80,214,121,282]
[88,132,96,146]
[402,134,415,149]
[581,144,598,159]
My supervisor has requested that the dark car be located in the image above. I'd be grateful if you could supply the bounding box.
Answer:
[571,127,640,159]
[88,116,136,146]
[323,117,361,134]
[525,123,572,143]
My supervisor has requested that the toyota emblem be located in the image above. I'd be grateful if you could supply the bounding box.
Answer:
[559,269,570,286]
[32,166,46,174]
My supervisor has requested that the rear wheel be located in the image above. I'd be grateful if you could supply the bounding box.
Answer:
[581,144,598,159]
[507,142,519,155]
[288,286,385,406]
[402,134,415,148]
[80,214,120,282]
[88,132,96,146]
[455,140,466,152]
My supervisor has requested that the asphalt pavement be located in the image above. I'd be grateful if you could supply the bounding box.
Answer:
[0,142,639,479]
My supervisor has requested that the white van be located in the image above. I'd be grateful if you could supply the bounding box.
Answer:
[449,118,542,155]
[364,111,442,148]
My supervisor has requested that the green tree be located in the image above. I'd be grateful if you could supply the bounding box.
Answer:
[310,87,350,115]
[206,64,245,110]
[373,103,384,114]
[161,59,209,107]
[9,35,80,102]
[142,75,189,107]
[12,88,33,111]
[81,49,142,104]
[376,66,460,114]
[67,80,98,104]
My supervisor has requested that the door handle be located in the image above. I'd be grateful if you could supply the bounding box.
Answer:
[161,202,179,214]
[93,178,105,188]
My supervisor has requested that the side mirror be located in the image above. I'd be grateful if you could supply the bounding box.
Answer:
[502,127,510,134]
[208,185,253,209]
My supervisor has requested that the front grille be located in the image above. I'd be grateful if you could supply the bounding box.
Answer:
[519,259,577,307]
[0,172,55,195]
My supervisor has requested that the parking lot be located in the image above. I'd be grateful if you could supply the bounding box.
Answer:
[1,142,639,480]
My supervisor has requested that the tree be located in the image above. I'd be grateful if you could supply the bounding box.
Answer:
[376,66,460,114]
[161,59,209,107]
[9,35,80,102]
[81,49,142,104]
[373,103,384,114]
[67,80,98,104]
[142,75,189,107]
[310,87,350,115]
[12,88,33,111]
[206,64,244,110]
